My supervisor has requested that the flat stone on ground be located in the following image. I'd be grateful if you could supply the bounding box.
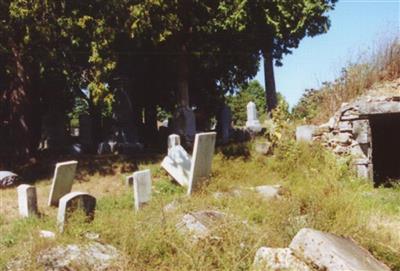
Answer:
[37,241,119,271]
[289,228,390,271]
[254,185,283,200]
[253,247,312,271]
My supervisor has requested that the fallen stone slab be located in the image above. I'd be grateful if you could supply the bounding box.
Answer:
[37,241,120,271]
[0,171,19,188]
[289,228,390,271]
[253,185,283,200]
[176,210,226,242]
[253,247,312,271]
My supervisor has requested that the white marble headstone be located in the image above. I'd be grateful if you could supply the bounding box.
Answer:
[57,191,96,232]
[245,101,262,132]
[187,132,216,194]
[48,161,78,206]
[161,134,192,186]
[17,184,38,217]
[133,169,152,211]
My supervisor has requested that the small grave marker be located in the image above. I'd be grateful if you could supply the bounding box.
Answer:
[133,169,152,210]
[17,184,38,217]
[57,192,96,232]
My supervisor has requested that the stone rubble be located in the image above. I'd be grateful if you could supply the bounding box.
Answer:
[309,83,400,179]
[253,247,312,271]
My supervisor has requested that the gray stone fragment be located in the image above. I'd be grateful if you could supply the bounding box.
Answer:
[253,247,312,271]
[176,210,226,242]
[254,185,283,200]
[296,125,317,142]
[37,242,119,271]
[255,141,271,155]
[39,230,56,239]
[289,228,390,271]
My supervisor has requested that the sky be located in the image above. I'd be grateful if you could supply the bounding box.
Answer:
[255,0,400,107]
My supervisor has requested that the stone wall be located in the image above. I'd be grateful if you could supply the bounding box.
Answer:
[312,93,400,180]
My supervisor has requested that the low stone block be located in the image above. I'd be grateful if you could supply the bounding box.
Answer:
[48,161,78,206]
[296,125,317,142]
[254,185,283,200]
[289,228,390,271]
[17,184,38,218]
[57,192,96,232]
[176,210,226,242]
[133,169,152,210]
[253,247,311,271]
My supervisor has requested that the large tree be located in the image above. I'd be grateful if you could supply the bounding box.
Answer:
[243,0,337,113]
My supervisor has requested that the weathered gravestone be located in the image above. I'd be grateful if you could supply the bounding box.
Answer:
[171,106,196,146]
[161,132,216,195]
[216,104,233,144]
[17,184,39,217]
[289,228,391,271]
[79,114,93,147]
[0,171,19,188]
[48,161,78,206]
[133,169,152,211]
[245,101,262,132]
[57,192,96,232]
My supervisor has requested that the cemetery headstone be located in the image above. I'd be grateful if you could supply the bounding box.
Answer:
[133,169,152,210]
[17,184,39,217]
[161,134,192,186]
[172,106,196,146]
[245,101,262,132]
[216,104,232,144]
[187,132,217,194]
[48,161,78,206]
[57,192,96,232]
[161,132,216,194]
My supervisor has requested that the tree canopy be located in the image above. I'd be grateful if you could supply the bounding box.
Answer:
[0,0,337,163]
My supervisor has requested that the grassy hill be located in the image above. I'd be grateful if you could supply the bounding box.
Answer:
[1,140,399,270]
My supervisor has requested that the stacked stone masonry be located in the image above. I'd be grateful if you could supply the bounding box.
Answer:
[312,82,400,180]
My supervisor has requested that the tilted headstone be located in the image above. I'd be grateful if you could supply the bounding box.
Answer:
[57,192,96,232]
[187,132,217,194]
[245,101,262,132]
[48,161,78,206]
[133,169,152,211]
[289,228,391,271]
[161,132,216,194]
[161,134,192,186]
[17,184,39,217]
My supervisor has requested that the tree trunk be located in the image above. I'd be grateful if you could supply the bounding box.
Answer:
[6,40,33,161]
[262,39,278,114]
[177,43,190,107]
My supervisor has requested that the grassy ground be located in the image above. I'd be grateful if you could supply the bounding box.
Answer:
[1,140,399,270]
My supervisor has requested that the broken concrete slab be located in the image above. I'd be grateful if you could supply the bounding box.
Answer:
[176,210,226,242]
[289,228,390,271]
